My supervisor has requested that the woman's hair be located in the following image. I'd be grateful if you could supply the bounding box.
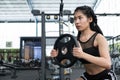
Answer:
[74,5,103,40]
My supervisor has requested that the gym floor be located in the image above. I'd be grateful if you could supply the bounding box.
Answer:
[0,67,120,80]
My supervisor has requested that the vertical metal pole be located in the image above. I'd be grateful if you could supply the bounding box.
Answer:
[41,12,46,80]
[20,38,22,59]
[59,1,64,79]
[35,18,38,37]
[59,16,64,80]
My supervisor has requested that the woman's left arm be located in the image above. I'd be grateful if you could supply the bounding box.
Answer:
[83,34,111,69]
[73,34,112,69]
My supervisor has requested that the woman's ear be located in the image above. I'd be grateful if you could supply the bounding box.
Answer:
[89,17,93,22]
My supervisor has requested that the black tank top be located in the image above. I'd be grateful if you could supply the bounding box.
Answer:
[78,32,100,64]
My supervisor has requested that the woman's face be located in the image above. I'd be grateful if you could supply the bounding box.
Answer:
[74,10,92,31]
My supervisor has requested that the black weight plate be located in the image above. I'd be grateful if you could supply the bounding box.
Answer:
[53,34,79,68]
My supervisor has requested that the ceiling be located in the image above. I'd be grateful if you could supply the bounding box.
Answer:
[0,0,101,23]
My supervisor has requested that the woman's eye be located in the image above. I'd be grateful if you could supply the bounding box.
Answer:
[74,16,82,21]
[79,17,82,20]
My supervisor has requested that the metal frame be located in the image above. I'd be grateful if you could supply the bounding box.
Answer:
[1,13,120,23]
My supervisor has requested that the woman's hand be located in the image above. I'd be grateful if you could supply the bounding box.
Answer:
[73,42,84,58]
[50,49,58,58]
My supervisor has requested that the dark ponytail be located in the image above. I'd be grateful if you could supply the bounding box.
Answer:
[74,6,103,40]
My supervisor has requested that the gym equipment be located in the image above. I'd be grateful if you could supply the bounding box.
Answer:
[31,9,40,16]
[53,34,79,68]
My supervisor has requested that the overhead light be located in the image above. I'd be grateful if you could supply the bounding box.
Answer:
[54,15,58,20]
[46,15,50,20]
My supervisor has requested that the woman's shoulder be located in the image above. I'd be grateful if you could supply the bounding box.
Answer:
[95,33,107,44]
[96,33,106,39]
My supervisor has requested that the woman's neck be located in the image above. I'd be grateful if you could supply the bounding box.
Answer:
[80,29,95,37]
[79,30,95,42]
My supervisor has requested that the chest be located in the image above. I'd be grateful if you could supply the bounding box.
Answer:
[83,47,100,57]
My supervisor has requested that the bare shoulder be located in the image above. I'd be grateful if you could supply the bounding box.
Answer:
[96,33,107,41]
[94,33,108,46]
[95,33,108,45]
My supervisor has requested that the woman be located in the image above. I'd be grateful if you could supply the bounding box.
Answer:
[51,6,117,80]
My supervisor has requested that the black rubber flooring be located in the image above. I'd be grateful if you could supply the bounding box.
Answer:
[0,68,120,80]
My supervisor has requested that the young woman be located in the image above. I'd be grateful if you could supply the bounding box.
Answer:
[51,6,117,80]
